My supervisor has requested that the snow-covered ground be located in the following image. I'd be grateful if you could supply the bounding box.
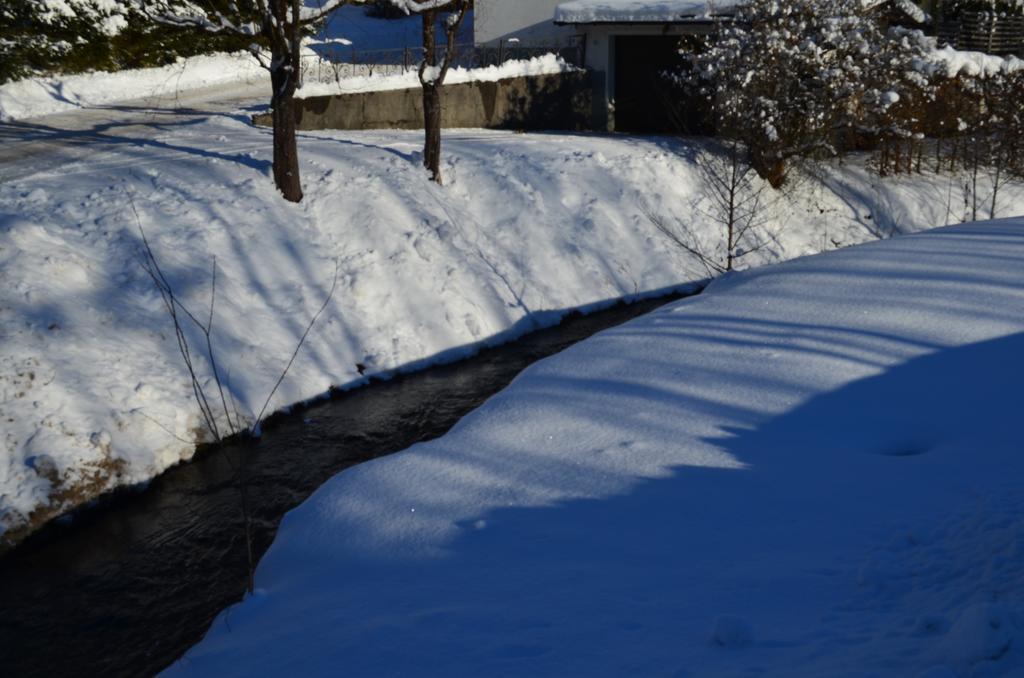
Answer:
[165,217,1024,678]
[2,97,1023,546]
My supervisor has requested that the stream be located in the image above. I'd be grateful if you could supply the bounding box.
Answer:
[0,293,689,677]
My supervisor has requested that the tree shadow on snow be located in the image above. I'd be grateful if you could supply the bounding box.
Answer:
[0,115,272,173]
[263,325,1024,676]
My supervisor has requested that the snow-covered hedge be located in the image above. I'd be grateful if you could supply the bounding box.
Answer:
[683,0,921,186]
[872,43,1024,180]
[0,0,256,84]
[680,0,1024,184]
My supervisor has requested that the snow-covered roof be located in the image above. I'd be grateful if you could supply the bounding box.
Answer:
[554,1,742,25]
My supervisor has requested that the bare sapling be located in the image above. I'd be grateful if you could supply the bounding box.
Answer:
[985,136,1017,220]
[644,140,778,277]
[131,198,338,592]
[392,0,470,184]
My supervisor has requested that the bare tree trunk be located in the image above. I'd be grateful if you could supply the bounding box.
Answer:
[416,1,468,185]
[268,0,303,202]
[423,82,443,182]
[990,133,1006,220]
[970,138,979,222]
[991,161,1002,219]
[760,157,788,189]
[725,143,739,271]
[271,69,303,202]
[420,10,443,183]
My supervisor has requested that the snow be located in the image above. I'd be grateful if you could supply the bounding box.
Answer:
[555,0,741,23]
[163,217,1024,677]
[0,52,268,122]
[916,45,1024,79]
[553,0,930,25]
[2,99,1023,545]
[890,0,927,23]
[36,0,133,35]
[297,54,577,97]
[2,100,1024,548]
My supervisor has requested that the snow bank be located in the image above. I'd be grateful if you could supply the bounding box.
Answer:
[0,52,268,122]
[166,218,1024,677]
[555,0,741,23]
[552,0,924,25]
[297,54,578,98]
[1,116,1022,546]
[917,45,1024,79]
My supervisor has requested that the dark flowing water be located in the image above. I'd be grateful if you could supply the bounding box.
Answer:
[0,293,690,677]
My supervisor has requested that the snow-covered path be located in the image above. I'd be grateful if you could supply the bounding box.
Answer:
[167,219,1024,678]
[0,81,267,183]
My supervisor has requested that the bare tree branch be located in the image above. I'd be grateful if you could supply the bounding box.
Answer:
[253,260,340,431]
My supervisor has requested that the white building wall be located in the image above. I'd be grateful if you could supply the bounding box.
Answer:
[474,0,575,46]
[477,3,718,132]
[581,24,716,131]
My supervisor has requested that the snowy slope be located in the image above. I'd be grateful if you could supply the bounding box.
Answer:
[166,218,1024,678]
[1,111,1022,546]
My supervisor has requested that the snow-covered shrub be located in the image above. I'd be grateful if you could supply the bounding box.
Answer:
[687,0,906,187]
[643,139,779,275]
[950,66,1023,215]
[919,50,1022,162]
[0,0,254,84]
[682,0,1022,188]
[859,44,1024,215]
[0,0,118,81]
[860,28,937,175]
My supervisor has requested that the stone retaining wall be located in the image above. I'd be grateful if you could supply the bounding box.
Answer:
[253,71,593,131]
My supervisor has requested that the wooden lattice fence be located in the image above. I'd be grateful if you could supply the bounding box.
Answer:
[937,11,1024,56]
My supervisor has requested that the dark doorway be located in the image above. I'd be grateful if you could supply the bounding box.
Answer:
[613,34,710,134]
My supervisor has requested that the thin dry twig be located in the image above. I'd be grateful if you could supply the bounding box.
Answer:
[130,193,341,594]
[253,260,340,430]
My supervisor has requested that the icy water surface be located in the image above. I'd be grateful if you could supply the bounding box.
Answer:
[0,292,691,677]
